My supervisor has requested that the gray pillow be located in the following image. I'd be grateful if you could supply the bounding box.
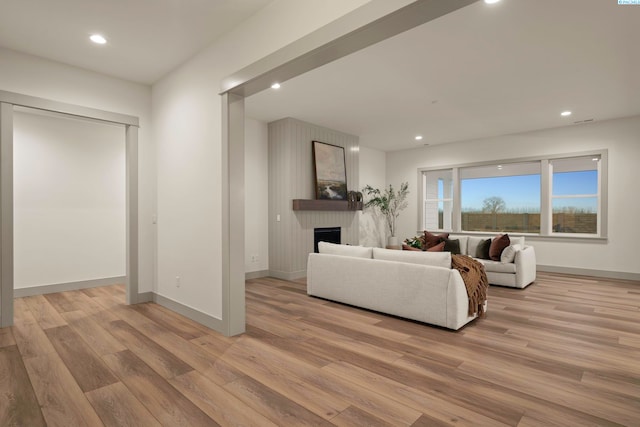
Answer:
[475,238,492,259]
[444,238,461,255]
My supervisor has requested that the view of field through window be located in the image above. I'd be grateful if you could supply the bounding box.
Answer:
[461,173,541,233]
[422,155,600,235]
[551,157,599,234]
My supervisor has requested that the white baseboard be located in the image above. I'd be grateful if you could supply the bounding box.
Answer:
[245,270,270,280]
[268,269,306,281]
[14,276,126,298]
[537,265,640,282]
[151,292,224,334]
[136,291,154,303]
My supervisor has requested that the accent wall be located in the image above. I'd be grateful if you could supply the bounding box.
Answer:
[268,118,359,279]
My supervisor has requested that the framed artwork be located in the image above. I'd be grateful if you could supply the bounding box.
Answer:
[312,140,347,200]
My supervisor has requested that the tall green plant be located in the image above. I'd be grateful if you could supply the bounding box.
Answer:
[362,182,409,237]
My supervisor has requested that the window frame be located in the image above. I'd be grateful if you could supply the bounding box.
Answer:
[549,155,602,237]
[417,149,608,239]
[421,169,454,231]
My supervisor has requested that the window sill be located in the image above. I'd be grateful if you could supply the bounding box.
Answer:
[417,230,607,243]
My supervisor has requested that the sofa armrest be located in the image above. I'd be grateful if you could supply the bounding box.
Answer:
[514,246,536,288]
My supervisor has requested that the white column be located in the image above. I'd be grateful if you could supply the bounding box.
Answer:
[221,93,245,336]
[125,125,139,304]
[0,103,14,327]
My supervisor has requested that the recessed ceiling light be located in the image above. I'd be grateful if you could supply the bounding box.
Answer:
[561,111,572,116]
[271,83,281,89]
[415,135,423,140]
[484,0,501,4]
[90,34,107,44]
[497,165,503,169]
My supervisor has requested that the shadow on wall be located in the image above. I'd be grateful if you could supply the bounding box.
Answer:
[359,210,386,248]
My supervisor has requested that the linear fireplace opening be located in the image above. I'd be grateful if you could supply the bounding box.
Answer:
[314,227,341,253]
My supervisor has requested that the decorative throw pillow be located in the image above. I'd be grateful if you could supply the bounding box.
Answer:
[443,238,461,255]
[426,241,445,252]
[402,244,422,251]
[475,238,492,259]
[423,231,449,249]
[489,234,511,261]
[500,244,522,263]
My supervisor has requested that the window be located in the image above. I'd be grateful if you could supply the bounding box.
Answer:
[419,151,606,238]
[460,162,540,233]
[422,170,453,231]
[551,156,600,235]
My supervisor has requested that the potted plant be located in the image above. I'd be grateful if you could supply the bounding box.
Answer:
[362,182,409,247]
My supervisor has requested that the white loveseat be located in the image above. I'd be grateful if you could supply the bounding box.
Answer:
[448,235,536,288]
[307,242,485,330]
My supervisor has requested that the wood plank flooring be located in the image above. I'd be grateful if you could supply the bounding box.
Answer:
[1,272,639,426]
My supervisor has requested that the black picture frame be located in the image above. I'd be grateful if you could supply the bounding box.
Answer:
[312,140,348,200]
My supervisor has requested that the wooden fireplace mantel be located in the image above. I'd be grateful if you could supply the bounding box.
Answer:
[292,199,363,211]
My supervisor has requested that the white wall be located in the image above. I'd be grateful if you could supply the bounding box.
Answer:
[14,111,125,288]
[359,145,387,247]
[386,116,640,276]
[152,0,372,318]
[0,47,155,293]
[245,118,269,273]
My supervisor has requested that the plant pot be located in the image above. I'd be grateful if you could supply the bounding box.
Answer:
[387,236,400,247]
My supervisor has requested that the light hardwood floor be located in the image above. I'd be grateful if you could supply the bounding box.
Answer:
[1,272,639,426]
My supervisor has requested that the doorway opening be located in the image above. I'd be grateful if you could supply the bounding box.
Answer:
[13,108,127,300]
[0,90,140,327]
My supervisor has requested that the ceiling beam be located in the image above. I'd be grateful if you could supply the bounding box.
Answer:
[221,0,478,97]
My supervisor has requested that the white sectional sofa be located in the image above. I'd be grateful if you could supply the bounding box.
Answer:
[307,242,484,330]
[448,235,536,288]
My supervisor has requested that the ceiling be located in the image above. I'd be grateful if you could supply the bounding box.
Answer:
[0,0,272,84]
[245,0,640,152]
[1,0,638,152]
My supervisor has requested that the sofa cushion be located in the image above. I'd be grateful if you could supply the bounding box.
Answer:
[373,247,451,269]
[500,244,523,263]
[444,239,461,254]
[423,231,449,249]
[476,259,517,274]
[467,237,485,259]
[489,234,511,261]
[318,242,372,258]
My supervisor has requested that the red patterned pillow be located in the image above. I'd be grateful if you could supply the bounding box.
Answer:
[489,234,511,261]
[426,241,445,252]
[423,231,449,249]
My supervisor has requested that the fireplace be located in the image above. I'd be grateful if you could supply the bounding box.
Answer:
[314,227,341,253]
